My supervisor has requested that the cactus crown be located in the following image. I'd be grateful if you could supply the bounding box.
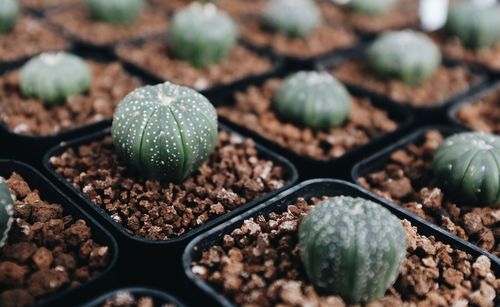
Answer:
[0,177,14,248]
[111,82,218,182]
[263,0,321,38]
[346,0,395,16]
[366,30,441,85]
[273,71,351,130]
[0,0,18,35]
[86,0,144,25]
[20,52,92,106]
[298,196,406,304]
[170,3,237,68]
[433,132,500,206]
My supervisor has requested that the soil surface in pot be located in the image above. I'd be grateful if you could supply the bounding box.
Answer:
[0,61,141,137]
[116,41,272,91]
[359,130,500,257]
[20,0,79,10]
[217,79,398,160]
[49,131,288,241]
[0,173,111,306]
[191,197,499,306]
[455,88,500,134]
[152,0,267,17]
[332,59,481,107]
[100,291,174,307]
[0,17,69,63]
[47,4,169,47]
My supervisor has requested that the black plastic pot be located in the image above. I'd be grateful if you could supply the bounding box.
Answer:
[0,160,119,307]
[82,287,185,307]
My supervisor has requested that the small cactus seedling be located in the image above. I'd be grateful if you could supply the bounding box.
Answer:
[111,82,218,182]
[0,177,14,248]
[367,30,441,85]
[87,0,144,25]
[273,71,351,130]
[346,0,395,16]
[20,52,92,106]
[0,0,19,35]
[263,0,321,38]
[298,196,406,304]
[170,3,237,68]
[433,132,500,206]
[446,1,500,49]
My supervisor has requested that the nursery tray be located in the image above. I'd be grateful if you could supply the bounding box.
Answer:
[82,287,186,307]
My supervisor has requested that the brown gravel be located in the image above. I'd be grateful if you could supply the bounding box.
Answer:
[101,291,175,307]
[359,130,500,257]
[151,0,267,17]
[217,78,398,160]
[47,4,169,47]
[116,41,273,91]
[49,131,288,241]
[0,16,69,63]
[0,173,111,306]
[19,0,79,10]
[192,197,499,306]
[0,61,141,137]
[332,59,482,107]
[456,87,500,134]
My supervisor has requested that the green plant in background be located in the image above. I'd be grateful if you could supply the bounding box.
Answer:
[263,0,321,38]
[20,52,92,106]
[170,3,237,68]
[346,0,395,16]
[433,132,500,206]
[0,0,19,35]
[111,82,218,182]
[298,196,406,304]
[446,1,500,49]
[87,0,144,25]
[0,177,14,248]
[366,30,441,85]
[273,71,351,130]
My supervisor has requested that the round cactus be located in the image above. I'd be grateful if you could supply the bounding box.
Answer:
[263,0,321,38]
[346,0,395,16]
[0,177,14,248]
[111,82,218,182]
[433,132,500,206]
[298,196,407,304]
[20,52,92,106]
[170,3,237,68]
[366,30,441,86]
[446,1,500,49]
[273,71,351,130]
[0,0,18,35]
[87,0,144,25]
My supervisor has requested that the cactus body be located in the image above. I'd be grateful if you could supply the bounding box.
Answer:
[433,132,500,206]
[87,0,144,25]
[0,177,14,248]
[298,196,406,304]
[346,0,395,16]
[263,0,321,38]
[0,0,19,34]
[111,82,218,182]
[367,30,441,85]
[273,71,351,130]
[170,3,237,68]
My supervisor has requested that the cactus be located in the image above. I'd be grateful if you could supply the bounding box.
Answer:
[20,52,92,106]
[111,82,218,182]
[273,71,351,130]
[446,1,500,49]
[366,30,441,85]
[298,196,406,304]
[263,0,321,38]
[0,0,19,34]
[0,177,14,248]
[346,0,395,16]
[433,132,500,206]
[170,3,237,68]
[87,0,144,25]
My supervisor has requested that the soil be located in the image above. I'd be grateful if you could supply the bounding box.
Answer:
[101,291,175,307]
[0,61,141,137]
[49,131,288,241]
[456,87,500,134]
[151,0,267,17]
[116,41,273,91]
[332,59,482,107]
[217,79,398,160]
[191,197,499,306]
[46,4,169,47]
[0,17,69,63]
[19,0,79,10]
[358,130,500,257]
[0,173,111,306]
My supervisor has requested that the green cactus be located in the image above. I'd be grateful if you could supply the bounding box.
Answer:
[273,71,351,130]
[20,52,92,106]
[298,196,406,304]
[433,132,500,206]
[87,0,144,25]
[0,0,19,35]
[263,0,321,38]
[446,1,500,49]
[0,177,14,248]
[170,3,237,68]
[346,0,395,16]
[111,82,218,182]
[366,30,441,85]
